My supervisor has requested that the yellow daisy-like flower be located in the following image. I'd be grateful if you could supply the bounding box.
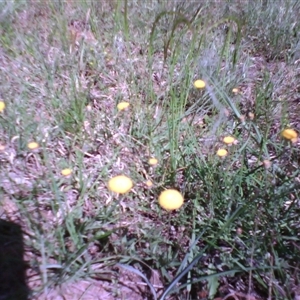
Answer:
[117,102,130,111]
[61,168,72,176]
[193,79,206,89]
[232,88,239,94]
[217,149,228,157]
[148,158,158,166]
[223,136,235,145]
[158,189,184,211]
[281,129,298,140]
[0,101,5,112]
[108,175,133,194]
[27,142,39,150]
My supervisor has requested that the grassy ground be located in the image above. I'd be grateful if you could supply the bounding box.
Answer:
[1,1,300,299]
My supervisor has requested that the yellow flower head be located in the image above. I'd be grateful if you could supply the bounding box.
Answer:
[0,101,5,113]
[148,158,158,166]
[145,180,153,187]
[232,88,239,94]
[281,129,298,140]
[193,79,206,89]
[108,175,133,194]
[61,168,72,176]
[158,189,184,211]
[117,102,130,111]
[217,148,228,157]
[158,189,184,210]
[27,142,39,150]
[223,136,235,145]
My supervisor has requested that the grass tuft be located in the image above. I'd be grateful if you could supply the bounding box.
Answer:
[1,1,300,299]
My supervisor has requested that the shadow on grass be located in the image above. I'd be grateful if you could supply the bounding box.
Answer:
[0,219,29,300]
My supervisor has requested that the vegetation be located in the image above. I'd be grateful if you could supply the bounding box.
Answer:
[0,1,300,299]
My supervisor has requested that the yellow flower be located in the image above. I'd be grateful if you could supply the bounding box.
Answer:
[148,158,158,165]
[281,129,298,140]
[145,180,153,187]
[223,136,235,145]
[193,79,206,89]
[117,102,130,111]
[61,168,72,176]
[217,149,228,157]
[108,175,133,194]
[158,189,184,211]
[232,88,239,94]
[0,101,5,112]
[27,142,39,150]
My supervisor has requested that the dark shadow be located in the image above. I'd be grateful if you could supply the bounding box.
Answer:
[0,219,29,300]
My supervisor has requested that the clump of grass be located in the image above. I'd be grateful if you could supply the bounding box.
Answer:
[0,1,300,300]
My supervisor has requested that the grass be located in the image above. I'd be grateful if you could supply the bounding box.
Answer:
[0,1,300,299]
